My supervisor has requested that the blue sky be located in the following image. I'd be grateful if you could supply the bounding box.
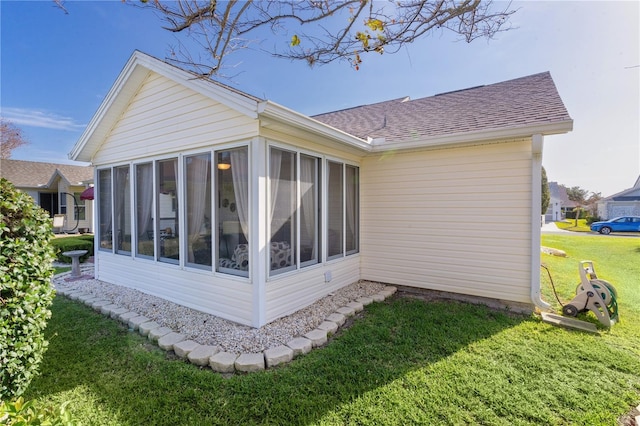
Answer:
[1,1,638,196]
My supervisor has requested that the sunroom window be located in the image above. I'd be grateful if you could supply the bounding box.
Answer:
[216,147,249,277]
[269,148,321,275]
[328,161,359,259]
[135,162,154,259]
[157,158,179,264]
[98,169,112,251]
[185,153,212,269]
[114,165,131,254]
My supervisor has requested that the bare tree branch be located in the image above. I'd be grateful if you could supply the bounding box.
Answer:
[0,119,29,159]
[126,0,516,76]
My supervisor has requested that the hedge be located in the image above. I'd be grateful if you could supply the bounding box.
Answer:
[0,178,56,399]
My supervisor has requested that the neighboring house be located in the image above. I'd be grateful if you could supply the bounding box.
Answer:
[597,176,640,219]
[69,51,573,328]
[0,159,94,233]
[545,181,577,222]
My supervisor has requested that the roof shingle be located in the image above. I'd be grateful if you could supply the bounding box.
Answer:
[312,72,572,142]
[0,159,93,188]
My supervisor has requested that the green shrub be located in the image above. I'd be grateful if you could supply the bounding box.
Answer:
[0,178,56,399]
[0,397,76,425]
[50,238,92,263]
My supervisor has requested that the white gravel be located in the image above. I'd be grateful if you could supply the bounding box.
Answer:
[53,267,385,353]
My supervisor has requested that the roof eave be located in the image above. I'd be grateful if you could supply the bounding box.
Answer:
[259,101,372,152]
[369,120,574,153]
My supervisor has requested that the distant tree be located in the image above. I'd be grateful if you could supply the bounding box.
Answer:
[541,166,550,214]
[565,185,602,226]
[113,0,515,77]
[0,119,28,159]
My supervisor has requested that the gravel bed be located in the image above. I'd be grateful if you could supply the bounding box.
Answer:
[53,269,385,353]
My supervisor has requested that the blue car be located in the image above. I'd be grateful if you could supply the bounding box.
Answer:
[590,216,640,234]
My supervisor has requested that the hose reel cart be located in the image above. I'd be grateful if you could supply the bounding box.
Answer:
[542,261,619,328]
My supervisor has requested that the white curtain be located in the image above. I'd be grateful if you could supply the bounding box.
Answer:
[269,148,282,228]
[186,155,210,263]
[230,148,249,240]
[136,163,154,256]
[300,156,316,259]
[345,165,358,252]
[99,169,112,247]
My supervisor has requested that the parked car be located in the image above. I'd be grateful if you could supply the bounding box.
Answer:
[590,216,640,234]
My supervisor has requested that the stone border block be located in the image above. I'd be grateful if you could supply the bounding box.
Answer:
[286,337,312,357]
[119,311,139,323]
[101,303,121,316]
[109,307,130,319]
[149,326,173,342]
[158,332,186,351]
[325,312,346,326]
[235,353,265,372]
[138,321,160,336]
[317,320,338,335]
[210,352,238,373]
[346,301,364,312]
[356,296,374,306]
[264,345,294,368]
[174,340,199,358]
[304,329,328,347]
[383,286,397,294]
[336,305,356,317]
[371,293,385,302]
[127,315,149,331]
[188,345,220,366]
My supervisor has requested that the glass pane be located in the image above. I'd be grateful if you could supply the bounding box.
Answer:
[114,166,131,254]
[136,163,154,258]
[270,148,296,273]
[158,159,179,263]
[300,154,320,266]
[345,165,359,254]
[217,147,249,277]
[98,169,112,251]
[73,193,86,221]
[327,161,343,258]
[185,153,212,269]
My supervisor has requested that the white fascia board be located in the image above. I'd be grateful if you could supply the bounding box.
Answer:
[369,120,574,153]
[258,101,372,152]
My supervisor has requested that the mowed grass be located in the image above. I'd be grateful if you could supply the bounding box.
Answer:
[23,235,640,425]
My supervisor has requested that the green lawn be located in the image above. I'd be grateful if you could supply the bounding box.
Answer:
[554,219,591,232]
[22,235,640,425]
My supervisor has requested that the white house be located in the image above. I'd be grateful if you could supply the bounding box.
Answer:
[597,176,640,219]
[0,159,94,233]
[69,51,573,327]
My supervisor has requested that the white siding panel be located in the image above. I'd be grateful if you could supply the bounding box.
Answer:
[265,256,360,323]
[360,140,534,304]
[93,71,258,165]
[95,252,253,326]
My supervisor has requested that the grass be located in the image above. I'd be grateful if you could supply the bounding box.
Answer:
[554,218,592,232]
[22,235,640,425]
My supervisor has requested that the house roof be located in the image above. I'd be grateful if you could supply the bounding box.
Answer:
[602,175,640,201]
[0,159,93,189]
[313,72,573,147]
[70,51,573,162]
[548,182,577,208]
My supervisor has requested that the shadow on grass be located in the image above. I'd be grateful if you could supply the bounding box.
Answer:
[25,296,526,425]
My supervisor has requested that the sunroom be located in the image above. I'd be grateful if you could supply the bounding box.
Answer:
[71,51,574,328]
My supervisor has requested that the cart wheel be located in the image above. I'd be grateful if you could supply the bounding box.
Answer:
[562,304,579,317]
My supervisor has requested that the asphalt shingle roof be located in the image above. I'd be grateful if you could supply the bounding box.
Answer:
[312,72,571,142]
[0,159,93,188]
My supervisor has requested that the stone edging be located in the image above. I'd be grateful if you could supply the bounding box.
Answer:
[55,285,397,374]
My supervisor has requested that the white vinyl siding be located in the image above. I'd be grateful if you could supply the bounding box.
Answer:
[95,252,254,326]
[360,140,533,304]
[92,72,258,165]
